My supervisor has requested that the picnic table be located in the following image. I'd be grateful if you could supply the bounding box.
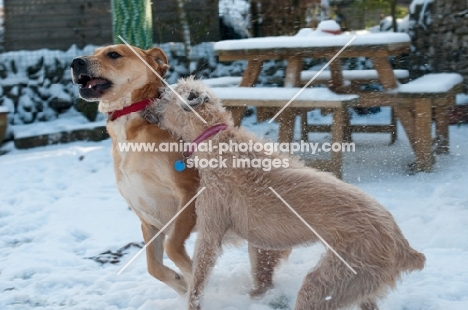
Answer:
[214,30,461,172]
[215,30,410,135]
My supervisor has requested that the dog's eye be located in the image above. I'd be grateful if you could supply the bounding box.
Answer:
[107,52,121,59]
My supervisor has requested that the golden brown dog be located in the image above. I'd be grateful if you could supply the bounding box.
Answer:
[143,78,426,310]
[70,45,288,296]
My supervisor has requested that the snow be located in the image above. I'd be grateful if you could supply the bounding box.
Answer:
[373,15,410,33]
[410,0,434,14]
[0,106,8,113]
[317,20,341,32]
[1,109,468,309]
[219,0,251,39]
[12,116,106,139]
[211,87,358,101]
[201,76,242,87]
[457,94,468,105]
[301,69,410,81]
[215,32,411,51]
[396,73,463,93]
[12,109,105,139]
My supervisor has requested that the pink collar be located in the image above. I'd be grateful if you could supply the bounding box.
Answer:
[183,123,228,157]
[109,98,154,121]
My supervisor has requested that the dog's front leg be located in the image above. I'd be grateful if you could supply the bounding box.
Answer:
[141,221,188,295]
[165,195,197,282]
[188,221,225,310]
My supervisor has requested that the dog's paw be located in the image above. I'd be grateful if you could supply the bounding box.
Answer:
[170,271,189,295]
[142,103,160,125]
[250,282,274,298]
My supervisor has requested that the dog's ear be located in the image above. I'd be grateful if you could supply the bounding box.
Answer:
[145,47,170,77]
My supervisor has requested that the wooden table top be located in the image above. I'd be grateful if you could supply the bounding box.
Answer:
[215,32,411,60]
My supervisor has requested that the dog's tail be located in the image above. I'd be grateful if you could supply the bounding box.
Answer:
[398,245,426,272]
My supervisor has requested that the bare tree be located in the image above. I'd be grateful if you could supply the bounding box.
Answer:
[389,0,398,32]
[176,0,191,66]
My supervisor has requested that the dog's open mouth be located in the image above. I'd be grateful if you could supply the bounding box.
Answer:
[76,74,112,99]
[78,74,112,92]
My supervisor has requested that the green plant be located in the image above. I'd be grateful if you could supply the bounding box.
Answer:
[111,0,153,49]
[75,99,99,122]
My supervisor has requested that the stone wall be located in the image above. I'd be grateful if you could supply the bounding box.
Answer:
[409,0,468,92]
[431,0,468,92]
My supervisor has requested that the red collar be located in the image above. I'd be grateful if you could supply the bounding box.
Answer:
[183,123,228,157]
[109,98,154,121]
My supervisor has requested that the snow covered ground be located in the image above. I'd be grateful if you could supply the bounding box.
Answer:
[1,111,468,310]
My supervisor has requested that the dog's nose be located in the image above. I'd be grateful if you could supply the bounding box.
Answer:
[71,57,87,71]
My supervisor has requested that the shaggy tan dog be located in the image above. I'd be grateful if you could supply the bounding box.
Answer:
[70,45,288,296]
[143,78,426,310]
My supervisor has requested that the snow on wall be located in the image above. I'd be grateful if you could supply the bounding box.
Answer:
[409,0,434,15]
[0,43,225,128]
[0,42,263,130]
[219,0,250,39]
[0,37,378,131]
[0,45,97,126]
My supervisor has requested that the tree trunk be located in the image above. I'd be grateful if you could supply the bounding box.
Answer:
[176,0,192,67]
[389,0,398,32]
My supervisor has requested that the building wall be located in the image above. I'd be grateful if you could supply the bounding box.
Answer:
[3,0,219,51]
[153,0,219,44]
[4,0,112,51]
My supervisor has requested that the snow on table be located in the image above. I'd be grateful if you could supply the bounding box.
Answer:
[201,76,242,87]
[396,73,463,93]
[214,31,411,51]
[211,87,358,101]
[0,106,9,113]
[301,69,409,81]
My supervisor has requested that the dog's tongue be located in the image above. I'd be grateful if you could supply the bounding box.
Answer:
[85,78,108,88]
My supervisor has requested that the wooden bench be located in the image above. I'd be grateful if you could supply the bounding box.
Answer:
[302,73,463,172]
[304,73,462,172]
[391,73,462,171]
[300,69,409,143]
[211,87,359,178]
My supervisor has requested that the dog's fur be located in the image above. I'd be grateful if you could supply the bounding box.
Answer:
[143,78,426,310]
[70,45,288,296]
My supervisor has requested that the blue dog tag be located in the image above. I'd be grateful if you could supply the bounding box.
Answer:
[174,160,186,172]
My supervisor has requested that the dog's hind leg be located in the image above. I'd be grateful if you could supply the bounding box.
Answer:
[141,221,188,295]
[294,253,383,310]
[165,197,197,283]
[360,299,379,310]
[248,243,292,297]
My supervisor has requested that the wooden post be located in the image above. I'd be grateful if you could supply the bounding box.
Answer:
[370,56,398,90]
[394,106,415,146]
[284,56,302,88]
[229,59,263,126]
[330,106,345,179]
[328,58,352,142]
[277,111,296,143]
[434,96,450,154]
[413,98,434,172]
[390,108,397,144]
[328,59,345,90]
[274,56,302,142]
